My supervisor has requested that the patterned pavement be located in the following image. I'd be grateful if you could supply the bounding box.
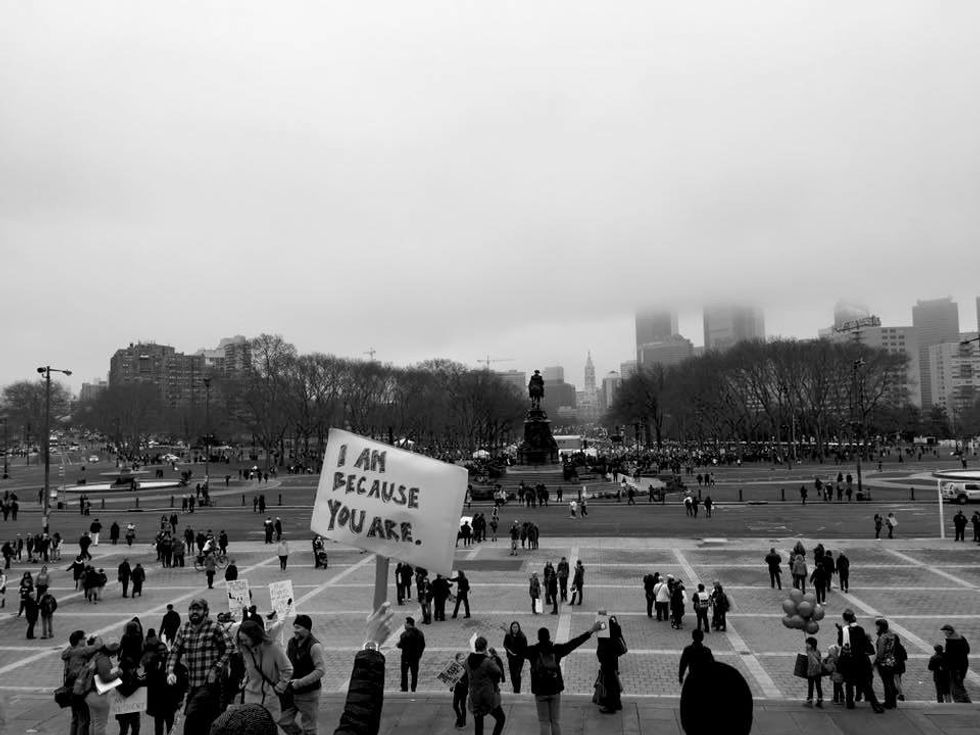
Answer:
[0,533,978,733]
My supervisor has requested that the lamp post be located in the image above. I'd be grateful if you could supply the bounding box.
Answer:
[37,365,71,533]
[203,377,211,486]
[851,359,866,499]
[1,416,8,479]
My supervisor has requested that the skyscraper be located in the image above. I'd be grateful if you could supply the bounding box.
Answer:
[635,309,678,349]
[912,297,960,408]
[703,305,766,351]
[584,352,596,393]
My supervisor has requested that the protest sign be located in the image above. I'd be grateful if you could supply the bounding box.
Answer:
[436,659,466,688]
[108,687,146,717]
[226,579,250,621]
[269,580,296,620]
[311,429,468,575]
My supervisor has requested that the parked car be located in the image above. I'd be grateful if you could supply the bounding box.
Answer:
[941,481,980,504]
[88,455,100,463]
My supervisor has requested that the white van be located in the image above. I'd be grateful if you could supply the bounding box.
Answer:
[940,481,980,504]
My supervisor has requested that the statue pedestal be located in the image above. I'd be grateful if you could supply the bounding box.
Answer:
[518,408,559,465]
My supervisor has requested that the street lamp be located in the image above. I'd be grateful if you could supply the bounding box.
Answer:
[203,377,211,486]
[851,359,866,500]
[1,416,8,479]
[37,365,71,533]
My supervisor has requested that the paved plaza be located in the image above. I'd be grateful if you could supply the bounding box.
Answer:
[0,527,977,733]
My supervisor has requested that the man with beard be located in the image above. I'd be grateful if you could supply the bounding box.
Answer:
[166,598,234,733]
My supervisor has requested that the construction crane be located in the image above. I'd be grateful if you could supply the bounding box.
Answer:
[477,356,514,369]
[363,348,377,361]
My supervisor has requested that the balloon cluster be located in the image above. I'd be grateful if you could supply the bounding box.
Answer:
[780,588,824,633]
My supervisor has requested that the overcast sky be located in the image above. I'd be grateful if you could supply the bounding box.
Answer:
[3,2,980,393]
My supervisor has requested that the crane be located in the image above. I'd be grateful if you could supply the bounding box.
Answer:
[833,316,881,343]
[477,356,514,369]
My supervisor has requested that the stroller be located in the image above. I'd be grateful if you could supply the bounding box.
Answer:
[313,537,328,568]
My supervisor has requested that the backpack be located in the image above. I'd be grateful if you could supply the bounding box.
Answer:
[72,660,96,697]
[532,648,561,694]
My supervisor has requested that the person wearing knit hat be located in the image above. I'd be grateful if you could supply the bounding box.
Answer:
[210,703,278,735]
[280,614,326,734]
[238,619,292,723]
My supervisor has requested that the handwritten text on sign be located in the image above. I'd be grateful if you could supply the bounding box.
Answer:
[311,429,467,574]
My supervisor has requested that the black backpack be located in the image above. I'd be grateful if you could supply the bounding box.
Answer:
[532,648,561,694]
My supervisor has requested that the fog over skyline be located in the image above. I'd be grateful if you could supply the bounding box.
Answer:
[3,2,980,393]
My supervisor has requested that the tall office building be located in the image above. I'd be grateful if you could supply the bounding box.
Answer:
[638,335,694,367]
[635,309,678,348]
[927,339,980,420]
[912,297,960,408]
[542,366,565,383]
[109,342,206,409]
[620,360,638,380]
[825,325,920,407]
[703,305,766,351]
[601,371,621,411]
[494,370,526,398]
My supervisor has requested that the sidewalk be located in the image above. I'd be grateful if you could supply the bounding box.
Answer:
[4,690,978,735]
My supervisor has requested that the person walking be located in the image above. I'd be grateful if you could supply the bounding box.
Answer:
[836,552,851,592]
[525,620,604,735]
[570,560,585,606]
[264,517,274,544]
[131,563,145,597]
[643,572,658,618]
[90,519,102,546]
[502,621,527,693]
[117,559,132,598]
[873,514,884,539]
[836,609,884,713]
[942,624,972,702]
[166,598,235,734]
[595,613,626,713]
[397,616,426,692]
[546,570,559,615]
[451,652,470,728]
[204,553,216,589]
[109,521,120,545]
[873,618,899,708]
[39,589,57,639]
[465,636,506,735]
[237,619,293,724]
[277,614,327,735]
[678,629,714,685]
[24,593,40,638]
[160,604,181,648]
[529,572,542,614]
[764,547,783,589]
[277,539,290,571]
[810,561,829,604]
[451,570,472,619]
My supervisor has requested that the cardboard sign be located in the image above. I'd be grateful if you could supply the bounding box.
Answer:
[226,580,250,622]
[311,429,468,575]
[437,659,466,688]
[533,598,543,614]
[269,580,296,621]
[108,686,146,716]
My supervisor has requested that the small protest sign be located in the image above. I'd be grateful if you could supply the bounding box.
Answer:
[108,687,146,717]
[436,659,466,688]
[311,429,468,575]
[226,580,250,621]
[269,580,296,620]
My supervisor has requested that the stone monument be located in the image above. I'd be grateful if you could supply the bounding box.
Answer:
[518,370,559,465]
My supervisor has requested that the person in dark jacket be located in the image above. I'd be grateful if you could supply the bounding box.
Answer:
[61,630,98,735]
[131,563,146,597]
[502,621,527,693]
[942,624,972,703]
[679,629,714,684]
[118,559,132,598]
[431,575,452,622]
[331,603,395,735]
[225,559,239,582]
[396,616,426,692]
[595,614,626,713]
[836,609,884,713]
[836,553,851,592]
[23,594,39,639]
[465,637,506,735]
[160,604,181,647]
[451,570,471,619]
[281,614,326,735]
[524,620,604,735]
[142,629,185,735]
[451,653,469,728]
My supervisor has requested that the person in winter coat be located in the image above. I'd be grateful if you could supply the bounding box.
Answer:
[277,539,289,571]
[465,637,506,735]
[280,614,326,735]
[118,559,132,598]
[330,602,395,735]
[669,579,687,629]
[17,572,33,616]
[836,609,884,713]
[237,619,293,723]
[61,630,99,735]
[710,581,730,632]
[809,562,829,604]
[35,565,51,599]
[131,563,146,597]
[803,636,824,707]
[142,629,185,735]
[595,614,626,713]
[928,644,950,703]
[396,616,426,692]
[451,570,471,619]
[451,652,470,728]
[38,590,58,639]
[502,621,528,694]
[528,573,541,614]
[823,644,845,704]
[791,554,808,593]
[941,624,972,703]
[874,618,899,708]
[84,637,122,735]
[524,620,604,735]
[764,548,783,589]
[24,594,39,638]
